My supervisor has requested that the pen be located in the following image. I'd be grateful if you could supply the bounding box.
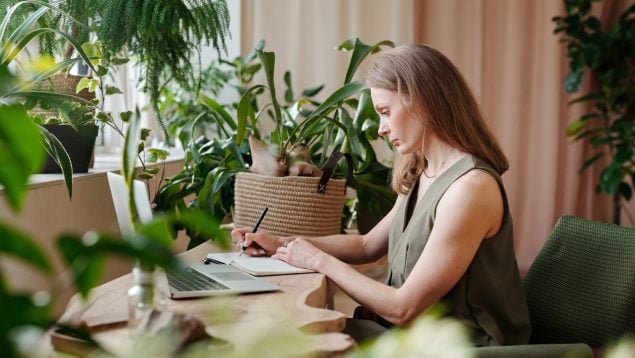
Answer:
[202,257,225,265]
[240,207,268,256]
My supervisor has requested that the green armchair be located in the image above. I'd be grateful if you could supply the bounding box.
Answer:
[476,215,635,357]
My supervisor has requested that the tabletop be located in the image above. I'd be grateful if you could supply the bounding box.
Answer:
[42,241,354,356]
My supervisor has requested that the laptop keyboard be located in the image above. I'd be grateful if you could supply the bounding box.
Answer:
[166,267,229,292]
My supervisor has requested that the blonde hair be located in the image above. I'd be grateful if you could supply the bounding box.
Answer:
[366,44,508,194]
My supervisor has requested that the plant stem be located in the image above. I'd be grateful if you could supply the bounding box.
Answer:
[613,191,621,225]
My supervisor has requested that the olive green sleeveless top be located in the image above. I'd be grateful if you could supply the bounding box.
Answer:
[386,155,531,346]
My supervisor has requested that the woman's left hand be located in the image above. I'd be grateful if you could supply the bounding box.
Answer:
[272,238,325,271]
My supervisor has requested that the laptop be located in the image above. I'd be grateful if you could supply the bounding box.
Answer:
[106,172,280,299]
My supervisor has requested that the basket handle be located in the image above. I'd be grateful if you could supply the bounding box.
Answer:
[317,152,353,194]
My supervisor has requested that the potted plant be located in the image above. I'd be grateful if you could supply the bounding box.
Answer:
[2,0,170,190]
[34,0,232,138]
[154,38,397,246]
[0,0,103,195]
[553,0,635,224]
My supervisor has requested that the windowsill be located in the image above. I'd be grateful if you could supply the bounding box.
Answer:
[22,153,185,191]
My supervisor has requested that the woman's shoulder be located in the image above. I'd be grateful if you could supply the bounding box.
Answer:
[436,167,504,239]
[440,161,503,217]
[448,154,501,193]
[446,167,501,203]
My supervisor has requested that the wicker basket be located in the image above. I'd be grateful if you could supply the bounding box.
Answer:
[233,152,352,237]
[31,73,95,119]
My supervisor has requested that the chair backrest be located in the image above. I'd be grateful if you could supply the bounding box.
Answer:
[523,215,635,347]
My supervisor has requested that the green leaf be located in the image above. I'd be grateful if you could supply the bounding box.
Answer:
[76,77,90,93]
[564,69,584,93]
[568,92,603,105]
[198,167,226,211]
[95,66,108,77]
[340,38,395,84]
[177,209,230,248]
[615,145,633,164]
[293,81,366,142]
[566,119,586,136]
[57,233,180,298]
[147,148,169,162]
[136,173,154,180]
[140,128,152,141]
[38,125,73,197]
[198,93,236,130]
[0,222,51,273]
[0,104,46,210]
[81,42,98,58]
[144,167,161,175]
[339,108,363,155]
[586,17,601,30]
[302,84,324,98]
[578,152,604,173]
[120,111,132,123]
[88,79,99,92]
[618,182,632,201]
[284,71,293,103]
[236,85,265,145]
[257,50,283,131]
[56,234,103,298]
[96,112,111,123]
[136,217,174,247]
[599,164,622,193]
[111,57,130,65]
[122,108,143,225]
[123,108,142,182]
[105,85,123,95]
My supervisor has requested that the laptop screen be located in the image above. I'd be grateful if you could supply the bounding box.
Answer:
[106,172,153,236]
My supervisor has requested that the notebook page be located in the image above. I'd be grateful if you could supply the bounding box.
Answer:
[206,252,314,276]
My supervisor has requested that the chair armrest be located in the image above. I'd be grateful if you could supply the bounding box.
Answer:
[472,343,593,358]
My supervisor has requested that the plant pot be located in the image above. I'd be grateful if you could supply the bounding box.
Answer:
[31,74,96,120]
[41,124,98,173]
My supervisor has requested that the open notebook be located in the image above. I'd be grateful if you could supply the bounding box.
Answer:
[206,253,315,276]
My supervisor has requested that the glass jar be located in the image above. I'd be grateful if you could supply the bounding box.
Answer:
[128,267,157,335]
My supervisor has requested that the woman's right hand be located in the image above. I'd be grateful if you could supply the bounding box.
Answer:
[230,227,282,256]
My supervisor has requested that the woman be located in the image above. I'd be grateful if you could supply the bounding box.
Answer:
[232,44,530,346]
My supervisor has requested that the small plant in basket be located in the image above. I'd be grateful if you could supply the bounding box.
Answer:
[233,38,397,234]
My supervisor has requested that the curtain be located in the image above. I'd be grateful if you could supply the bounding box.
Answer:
[414,0,634,273]
[241,0,413,100]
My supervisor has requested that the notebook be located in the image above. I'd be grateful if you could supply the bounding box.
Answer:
[206,252,315,276]
[106,172,281,299]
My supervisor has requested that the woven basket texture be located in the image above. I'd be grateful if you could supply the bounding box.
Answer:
[523,215,635,347]
[31,74,95,119]
[234,172,346,237]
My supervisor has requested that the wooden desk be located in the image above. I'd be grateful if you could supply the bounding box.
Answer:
[44,242,354,356]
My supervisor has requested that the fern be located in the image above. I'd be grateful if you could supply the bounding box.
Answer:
[1,0,231,138]
[98,0,231,137]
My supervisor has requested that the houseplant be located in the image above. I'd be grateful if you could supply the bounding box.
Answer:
[2,0,171,194]
[1,0,101,195]
[49,0,231,138]
[154,38,397,246]
[553,0,635,224]
[31,40,133,172]
[233,38,397,234]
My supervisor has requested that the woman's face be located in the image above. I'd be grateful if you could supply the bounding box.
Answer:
[371,87,425,154]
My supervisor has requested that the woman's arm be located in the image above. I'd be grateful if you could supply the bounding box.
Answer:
[304,196,402,264]
[234,196,404,265]
[276,170,503,326]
